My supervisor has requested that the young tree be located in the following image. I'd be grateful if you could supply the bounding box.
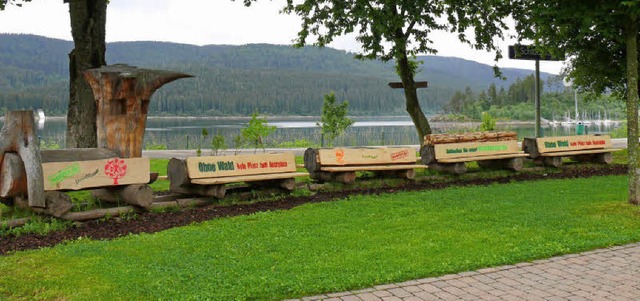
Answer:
[241,111,276,153]
[239,0,512,143]
[512,0,640,205]
[317,92,354,146]
[1,0,107,148]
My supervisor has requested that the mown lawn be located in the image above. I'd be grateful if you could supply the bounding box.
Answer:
[1,175,639,300]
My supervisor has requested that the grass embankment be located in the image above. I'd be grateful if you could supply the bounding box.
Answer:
[1,175,640,300]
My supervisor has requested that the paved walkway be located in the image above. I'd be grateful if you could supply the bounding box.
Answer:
[290,242,640,301]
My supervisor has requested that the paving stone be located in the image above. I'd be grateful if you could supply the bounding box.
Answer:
[372,291,393,298]
[387,288,412,298]
[355,293,382,301]
[402,285,423,293]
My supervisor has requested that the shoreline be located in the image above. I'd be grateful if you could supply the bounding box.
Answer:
[24,115,541,125]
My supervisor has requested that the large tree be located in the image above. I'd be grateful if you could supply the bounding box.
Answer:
[1,0,106,148]
[512,0,640,205]
[241,0,512,142]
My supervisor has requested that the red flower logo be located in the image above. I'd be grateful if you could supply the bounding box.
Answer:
[104,158,127,185]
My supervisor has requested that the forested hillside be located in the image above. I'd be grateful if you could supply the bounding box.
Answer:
[0,34,553,116]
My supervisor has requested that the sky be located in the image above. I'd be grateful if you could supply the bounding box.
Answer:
[0,0,564,74]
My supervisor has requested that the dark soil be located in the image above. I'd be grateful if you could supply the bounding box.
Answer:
[0,164,628,256]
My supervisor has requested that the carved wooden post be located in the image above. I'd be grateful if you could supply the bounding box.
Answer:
[0,111,45,207]
[83,64,192,158]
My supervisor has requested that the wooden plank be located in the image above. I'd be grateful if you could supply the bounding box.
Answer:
[320,164,427,172]
[317,147,417,166]
[539,148,621,157]
[190,172,309,185]
[186,152,296,179]
[42,157,150,191]
[536,135,611,153]
[434,140,519,160]
[388,81,428,89]
[437,152,529,163]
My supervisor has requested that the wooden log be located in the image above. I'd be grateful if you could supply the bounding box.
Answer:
[0,152,26,198]
[424,131,517,145]
[420,145,437,165]
[177,198,210,208]
[170,184,227,199]
[304,148,320,173]
[310,171,357,184]
[522,138,540,158]
[0,111,45,208]
[84,64,193,158]
[149,201,179,211]
[168,158,191,188]
[476,158,524,171]
[250,178,296,191]
[61,206,138,222]
[91,184,154,208]
[168,158,227,198]
[14,192,73,218]
[0,217,31,229]
[543,156,563,168]
[428,162,467,175]
[374,169,415,180]
[594,152,613,164]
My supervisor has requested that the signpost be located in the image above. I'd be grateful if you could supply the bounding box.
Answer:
[508,45,564,137]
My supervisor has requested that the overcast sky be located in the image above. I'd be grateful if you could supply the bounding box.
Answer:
[0,0,564,74]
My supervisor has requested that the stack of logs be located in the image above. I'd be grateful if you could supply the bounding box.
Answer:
[423,131,518,145]
[420,131,520,174]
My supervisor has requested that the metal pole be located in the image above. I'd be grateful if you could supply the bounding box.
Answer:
[574,89,578,121]
[535,59,541,137]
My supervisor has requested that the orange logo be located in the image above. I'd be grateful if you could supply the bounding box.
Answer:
[335,149,345,163]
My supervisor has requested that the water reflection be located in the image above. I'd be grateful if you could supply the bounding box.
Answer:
[16,117,623,150]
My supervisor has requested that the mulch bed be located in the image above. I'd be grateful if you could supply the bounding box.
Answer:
[0,164,628,256]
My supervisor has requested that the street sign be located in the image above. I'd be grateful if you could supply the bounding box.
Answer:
[508,44,564,61]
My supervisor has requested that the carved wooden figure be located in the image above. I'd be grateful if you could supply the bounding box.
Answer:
[83,64,192,158]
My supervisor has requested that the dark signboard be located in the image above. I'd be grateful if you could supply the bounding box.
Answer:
[508,44,564,61]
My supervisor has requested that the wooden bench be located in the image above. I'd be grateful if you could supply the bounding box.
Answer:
[303,147,426,184]
[522,135,622,167]
[420,131,528,174]
[168,152,309,198]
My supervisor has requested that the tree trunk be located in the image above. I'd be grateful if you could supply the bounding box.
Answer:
[625,14,639,205]
[66,0,108,148]
[396,47,431,143]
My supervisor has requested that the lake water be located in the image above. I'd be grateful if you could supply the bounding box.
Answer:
[29,116,622,150]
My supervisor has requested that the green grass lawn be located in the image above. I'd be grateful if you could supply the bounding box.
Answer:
[1,175,639,300]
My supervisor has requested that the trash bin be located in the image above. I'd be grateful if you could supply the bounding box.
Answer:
[576,122,585,135]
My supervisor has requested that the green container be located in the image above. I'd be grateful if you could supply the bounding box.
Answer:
[576,122,585,135]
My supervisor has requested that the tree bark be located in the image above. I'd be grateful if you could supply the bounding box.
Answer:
[66,0,108,148]
[397,51,432,143]
[625,14,639,205]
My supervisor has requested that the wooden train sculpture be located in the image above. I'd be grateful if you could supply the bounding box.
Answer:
[0,111,622,226]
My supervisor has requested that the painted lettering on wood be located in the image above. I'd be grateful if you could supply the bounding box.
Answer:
[536,135,611,153]
[185,152,297,179]
[317,147,417,166]
[434,140,519,160]
[43,158,150,191]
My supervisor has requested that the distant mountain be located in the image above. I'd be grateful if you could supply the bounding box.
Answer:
[0,34,554,116]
